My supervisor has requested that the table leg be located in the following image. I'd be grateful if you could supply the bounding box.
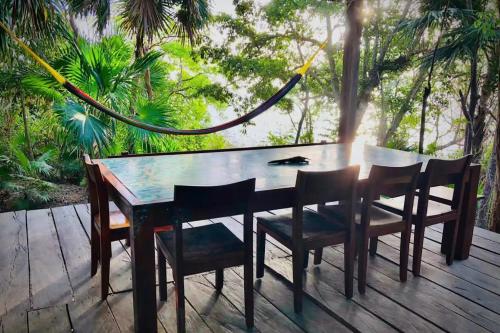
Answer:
[130,208,157,332]
[454,164,480,260]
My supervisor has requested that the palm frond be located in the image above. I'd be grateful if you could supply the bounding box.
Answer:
[67,0,112,33]
[172,0,210,45]
[54,100,111,152]
[420,16,500,67]
[398,8,475,38]
[119,0,173,42]
[129,96,176,145]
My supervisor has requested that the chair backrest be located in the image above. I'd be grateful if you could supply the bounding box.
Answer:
[293,166,360,241]
[82,154,110,232]
[295,166,360,207]
[173,178,256,223]
[362,163,422,226]
[171,179,256,268]
[419,155,472,215]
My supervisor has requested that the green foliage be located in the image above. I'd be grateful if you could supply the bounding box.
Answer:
[0,150,56,210]
[54,100,111,152]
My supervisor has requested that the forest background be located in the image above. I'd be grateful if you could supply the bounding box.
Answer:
[0,0,499,231]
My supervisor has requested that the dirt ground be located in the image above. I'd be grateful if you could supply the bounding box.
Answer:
[0,183,88,212]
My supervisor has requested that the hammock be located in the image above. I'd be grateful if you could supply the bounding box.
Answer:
[0,21,325,135]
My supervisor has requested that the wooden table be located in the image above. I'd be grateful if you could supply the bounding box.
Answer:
[96,143,480,332]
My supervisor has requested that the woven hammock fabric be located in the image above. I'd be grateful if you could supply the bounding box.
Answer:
[0,21,325,135]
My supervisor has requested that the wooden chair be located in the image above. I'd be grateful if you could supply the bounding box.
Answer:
[156,179,256,333]
[83,154,171,300]
[256,166,359,313]
[319,163,422,294]
[374,155,472,276]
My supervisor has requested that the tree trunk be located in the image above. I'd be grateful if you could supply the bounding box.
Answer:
[352,0,411,134]
[135,32,154,100]
[383,67,427,145]
[463,47,480,158]
[470,53,497,161]
[493,88,500,232]
[20,93,34,160]
[490,0,500,232]
[295,77,310,144]
[478,150,496,229]
[325,16,340,99]
[339,0,363,143]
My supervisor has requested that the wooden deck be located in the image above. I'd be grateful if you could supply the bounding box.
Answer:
[1,204,500,332]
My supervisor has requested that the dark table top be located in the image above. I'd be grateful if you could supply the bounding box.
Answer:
[97,143,431,204]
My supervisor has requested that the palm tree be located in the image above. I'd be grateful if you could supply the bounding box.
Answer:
[68,0,210,98]
[400,0,500,158]
[53,35,175,154]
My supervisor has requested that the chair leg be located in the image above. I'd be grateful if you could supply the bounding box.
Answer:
[244,258,254,328]
[369,236,378,256]
[345,237,354,299]
[303,250,309,268]
[256,227,266,278]
[100,240,111,300]
[446,220,460,265]
[125,237,130,247]
[215,269,224,291]
[314,248,323,265]
[357,232,369,295]
[90,223,99,277]
[292,249,303,313]
[441,219,453,254]
[158,249,167,301]
[412,222,426,276]
[400,229,411,282]
[175,273,186,333]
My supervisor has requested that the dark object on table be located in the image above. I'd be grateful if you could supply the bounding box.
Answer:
[268,156,309,165]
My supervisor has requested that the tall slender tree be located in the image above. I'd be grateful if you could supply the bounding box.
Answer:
[339,0,363,143]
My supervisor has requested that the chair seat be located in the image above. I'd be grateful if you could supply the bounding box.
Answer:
[155,223,244,275]
[374,196,453,218]
[257,210,347,248]
[319,203,404,233]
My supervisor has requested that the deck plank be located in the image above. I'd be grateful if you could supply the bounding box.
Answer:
[5,203,500,332]
[267,257,407,333]
[204,269,306,333]
[0,211,29,333]
[107,291,167,333]
[206,216,353,332]
[429,224,500,255]
[26,209,72,309]
[74,203,91,240]
[377,235,500,314]
[51,205,121,333]
[27,305,71,333]
[184,275,254,333]
[327,246,499,332]
[157,285,212,333]
[471,226,500,243]
[234,264,352,333]
[300,254,443,332]
[237,211,425,332]
[382,233,500,296]
[419,234,500,280]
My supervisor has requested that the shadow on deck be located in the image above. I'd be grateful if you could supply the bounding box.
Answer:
[1,204,500,332]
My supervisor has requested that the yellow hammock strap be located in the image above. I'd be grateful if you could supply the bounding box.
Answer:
[0,20,66,84]
[296,40,327,75]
